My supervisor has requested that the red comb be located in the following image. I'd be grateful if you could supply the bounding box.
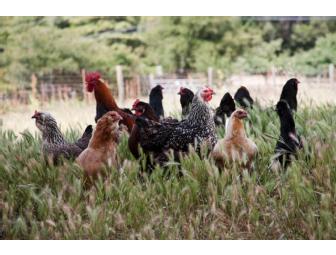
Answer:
[132,99,141,110]
[32,110,40,119]
[85,72,101,92]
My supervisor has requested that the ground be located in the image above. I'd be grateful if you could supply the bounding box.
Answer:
[0,81,335,239]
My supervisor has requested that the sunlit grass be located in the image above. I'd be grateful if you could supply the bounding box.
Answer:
[0,104,336,239]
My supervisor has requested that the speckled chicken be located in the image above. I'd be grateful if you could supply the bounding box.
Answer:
[32,111,92,163]
[128,99,178,160]
[136,87,217,165]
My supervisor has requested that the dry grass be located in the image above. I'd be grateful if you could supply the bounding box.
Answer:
[0,103,336,239]
[0,80,335,134]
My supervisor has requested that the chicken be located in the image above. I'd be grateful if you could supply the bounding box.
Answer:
[272,100,302,169]
[75,125,94,150]
[32,111,92,163]
[149,85,164,119]
[234,86,254,108]
[136,87,217,165]
[178,87,194,118]
[128,99,158,160]
[212,109,257,171]
[128,99,178,160]
[279,78,300,112]
[214,92,236,128]
[76,111,123,178]
[85,72,135,132]
[131,99,159,121]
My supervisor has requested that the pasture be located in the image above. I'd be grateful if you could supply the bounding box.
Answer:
[0,81,335,239]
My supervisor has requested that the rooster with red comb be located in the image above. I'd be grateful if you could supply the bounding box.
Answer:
[85,72,135,132]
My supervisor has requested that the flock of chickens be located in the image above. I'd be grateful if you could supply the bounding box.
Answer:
[32,73,302,183]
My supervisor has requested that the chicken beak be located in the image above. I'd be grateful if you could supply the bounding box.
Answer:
[31,110,38,119]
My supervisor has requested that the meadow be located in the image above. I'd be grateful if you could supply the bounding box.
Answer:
[0,83,336,239]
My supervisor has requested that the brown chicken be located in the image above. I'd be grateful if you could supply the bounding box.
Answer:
[76,111,123,179]
[212,109,257,171]
[85,72,135,132]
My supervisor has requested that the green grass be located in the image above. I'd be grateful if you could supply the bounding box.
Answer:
[0,104,336,239]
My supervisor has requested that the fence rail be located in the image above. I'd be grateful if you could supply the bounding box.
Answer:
[0,64,335,106]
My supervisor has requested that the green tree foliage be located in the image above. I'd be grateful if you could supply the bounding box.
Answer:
[1,16,336,89]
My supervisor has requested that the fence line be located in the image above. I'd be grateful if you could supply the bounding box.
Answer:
[0,65,334,106]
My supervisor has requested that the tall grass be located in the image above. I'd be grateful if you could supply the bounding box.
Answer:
[0,104,335,239]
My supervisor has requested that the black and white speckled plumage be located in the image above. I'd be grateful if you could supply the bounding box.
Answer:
[136,89,217,164]
[34,112,92,163]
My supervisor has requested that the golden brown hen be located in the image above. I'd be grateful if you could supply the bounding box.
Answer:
[212,109,257,171]
[76,111,123,180]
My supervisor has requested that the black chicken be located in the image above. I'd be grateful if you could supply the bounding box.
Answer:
[214,92,236,127]
[131,99,159,121]
[178,87,194,118]
[129,99,178,160]
[32,111,92,163]
[273,100,303,169]
[279,78,300,112]
[149,85,164,119]
[234,86,254,108]
[136,87,217,166]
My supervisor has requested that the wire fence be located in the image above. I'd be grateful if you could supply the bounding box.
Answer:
[0,65,335,106]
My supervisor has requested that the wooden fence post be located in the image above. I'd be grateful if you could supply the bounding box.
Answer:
[208,67,213,85]
[271,66,276,86]
[81,69,87,102]
[116,65,124,104]
[149,74,154,89]
[329,64,334,85]
[51,85,56,102]
[156,65,163,77]
[31,73,37,100]
[136,75,141,97]
[41,84,46,106]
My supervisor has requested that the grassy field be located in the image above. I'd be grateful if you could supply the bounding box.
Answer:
[0,101,336,239]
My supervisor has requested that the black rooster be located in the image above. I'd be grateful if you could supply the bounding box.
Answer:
[149,85,164,119]
[234,86,254,108]
[279,78,300,112]
[178,87,194,118]
[214,92,236,127]
[273,100,303,169]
